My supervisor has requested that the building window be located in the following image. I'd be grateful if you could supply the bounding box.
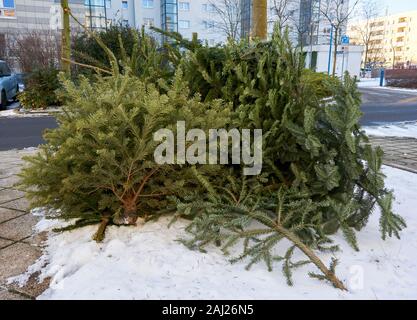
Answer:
[122,19,129,26]
[85,0,107,30]
[179,1,189,11]
[202,3,215,12]
[203,20,214,29]
[143,0,154,8]
[105,0,111,8]
[179,19,190,28]
[122,1,128,9]
[161,0,178,34]
[0,0,16,18]
[143,17,154,27]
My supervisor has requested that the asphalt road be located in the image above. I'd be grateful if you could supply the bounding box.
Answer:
[359,87,417,126]
[0,87,416,150]
[0,116,58,151]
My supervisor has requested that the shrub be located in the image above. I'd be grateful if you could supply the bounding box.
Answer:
[18,68,62,109]
[301,69,341,99]
[72,25,172,82]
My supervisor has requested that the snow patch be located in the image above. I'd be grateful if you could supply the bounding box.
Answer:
[10,166,417,299]
[0,109,19,118]
[358,78,384,88]
[363,122,417,139]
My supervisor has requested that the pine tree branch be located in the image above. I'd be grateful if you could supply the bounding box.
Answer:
[268,220,347,290]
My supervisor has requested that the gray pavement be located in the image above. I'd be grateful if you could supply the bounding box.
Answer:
[0,117,58,151]
[360,87,417,126]
[369,136,417,173]
[0,149,49,300]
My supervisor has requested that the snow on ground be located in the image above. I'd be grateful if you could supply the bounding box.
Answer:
[9,166,417,300]
[357,78,417,92]
[363,122,417,139]
[0,108,19,118]
[358,78,383,88]
[373,86,417,93]
[0,103,61,118]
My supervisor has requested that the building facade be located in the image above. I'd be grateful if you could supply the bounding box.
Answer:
[94,0,228,44]
[298,0,350,46]
[0,1,354,47]
[0,0,85,33]
[0,0,229,46]
[348,10,417,69]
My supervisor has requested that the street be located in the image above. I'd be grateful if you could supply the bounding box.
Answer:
[0,117,57,151]
[359,87,417,126]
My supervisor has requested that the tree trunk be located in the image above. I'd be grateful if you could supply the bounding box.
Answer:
[364,44,369,68]
[93,217,110,242]
[332,30,338,76]
[252,0,267,40]
[273,223,347,291]
[61,0,71,75]
[114,202,139,225]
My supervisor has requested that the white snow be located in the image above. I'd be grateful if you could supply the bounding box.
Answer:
[374,87,417,93]
[0,108,19,118]
[357,78,417,92]
[0,103,61,118]
[363,122,417,139]
[10,166,417,300]
[358,78,384,88]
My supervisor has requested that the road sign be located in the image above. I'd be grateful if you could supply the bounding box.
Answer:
[341,35,350,44]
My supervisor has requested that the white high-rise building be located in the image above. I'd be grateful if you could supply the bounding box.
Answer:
[0,1,355,54]
[86,0,228,44]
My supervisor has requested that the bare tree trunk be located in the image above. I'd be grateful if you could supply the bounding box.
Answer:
[253,0,268,40]
[61,0,71,75]
[364,44,369,68]
[332,29,338,76]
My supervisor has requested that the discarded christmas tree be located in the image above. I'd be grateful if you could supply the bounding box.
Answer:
[19,69,230,241]
[18,24,406,290]
[162,27,406,289]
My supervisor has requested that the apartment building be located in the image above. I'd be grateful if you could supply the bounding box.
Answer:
[298,0,350,46]
[348,10,417,68]
[240,0,350,46]
[0,0,85,32]
[86,0,228,44]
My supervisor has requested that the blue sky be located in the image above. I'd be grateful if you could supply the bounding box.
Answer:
[378,0,417,15]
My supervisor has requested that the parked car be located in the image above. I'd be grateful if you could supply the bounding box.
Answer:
[0,60,19,110]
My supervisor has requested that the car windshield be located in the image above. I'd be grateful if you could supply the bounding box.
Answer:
[0,63,10,76]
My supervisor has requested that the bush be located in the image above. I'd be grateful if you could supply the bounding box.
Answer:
[72,25,172,82]
[18,68,62,109]
[301,69,341,99]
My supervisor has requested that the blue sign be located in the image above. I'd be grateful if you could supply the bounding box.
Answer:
[341,35,350,44]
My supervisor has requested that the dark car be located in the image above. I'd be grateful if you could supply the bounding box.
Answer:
[0,60,19,110]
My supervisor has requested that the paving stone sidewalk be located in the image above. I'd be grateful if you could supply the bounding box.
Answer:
[0,149,48,300]
[369,136,417,173]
